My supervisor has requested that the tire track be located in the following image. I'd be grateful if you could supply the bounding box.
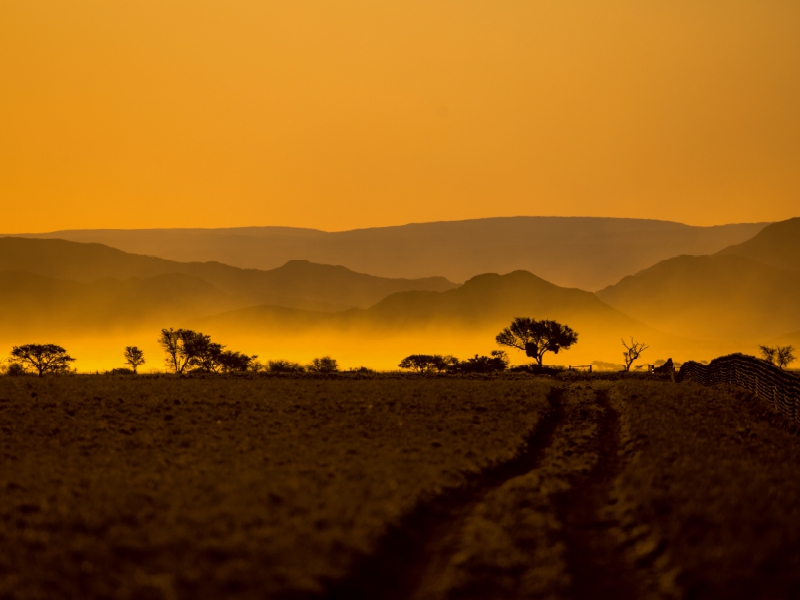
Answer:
[321,386,566,600]
[555,387,644,600]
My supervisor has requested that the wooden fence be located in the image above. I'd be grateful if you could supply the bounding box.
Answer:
[677,353,800,422]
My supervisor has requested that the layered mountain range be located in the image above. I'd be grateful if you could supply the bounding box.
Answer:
[13,217,766,290]
[597,218,800,341]
[1,216,797,370]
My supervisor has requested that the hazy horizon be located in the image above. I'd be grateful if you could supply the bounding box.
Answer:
[0,214,776,236]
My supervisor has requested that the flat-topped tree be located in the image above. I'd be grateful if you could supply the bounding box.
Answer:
[496,317,578,366]
[11,344,75,377]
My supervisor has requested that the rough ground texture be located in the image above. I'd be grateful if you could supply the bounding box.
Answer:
[611,380,800,599]
[0,376,552,599]
[3,376,800,599]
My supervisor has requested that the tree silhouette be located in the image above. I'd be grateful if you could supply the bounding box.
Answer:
[760,344,796,369]
[308,356,338,373]
[399,354,436,373]
[621,337,649,372]
[123,346,146,374]
[217,350,258,373]
[11,344,75,377]
[182,332,224,373]
[432,354,459,373]
[495,318,578,366]
[398,354,459,373]
[777,345,796,369]
[159,328,255,373]
[158,328,192,374]
[758,345,777,365]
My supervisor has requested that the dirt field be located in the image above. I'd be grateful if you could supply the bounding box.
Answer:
[2,374,800,599]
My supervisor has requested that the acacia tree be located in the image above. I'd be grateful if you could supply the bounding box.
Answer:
[11,344,75,377]
[621,337,649,372]
[123,346,146,374]
[495,317,578,366]
[399,354,435,373]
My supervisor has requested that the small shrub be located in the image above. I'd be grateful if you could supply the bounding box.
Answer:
[268,360,306,373]
[308,356,338,373]
[6,363,27,377]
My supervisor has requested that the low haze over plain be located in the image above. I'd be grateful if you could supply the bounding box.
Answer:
[2,1,798,232]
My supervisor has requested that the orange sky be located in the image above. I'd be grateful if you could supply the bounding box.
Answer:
[2,1,799,232]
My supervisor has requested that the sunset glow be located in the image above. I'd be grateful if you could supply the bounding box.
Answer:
[3,1,799,232]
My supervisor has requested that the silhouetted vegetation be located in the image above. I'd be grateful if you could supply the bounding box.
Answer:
[759,344,796,370]
[158,328,257,374]
[398,354,458,373]
[307,356,339,373]
[458,351,509,373]
[621,337,649,371]
[267,359,306,373]
[123,346,145,374]
[10,344,75,377]
[496,317,578,366]
[398,352,508,374]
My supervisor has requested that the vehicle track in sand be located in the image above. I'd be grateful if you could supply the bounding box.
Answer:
[322,386,565,600]
[322,384,645,600]
[555,388,643,600]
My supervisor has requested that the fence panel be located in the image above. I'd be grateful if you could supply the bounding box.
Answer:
[676,353,800,423]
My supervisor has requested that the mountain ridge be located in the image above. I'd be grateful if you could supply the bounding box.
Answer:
[0,237,457,311]
[7,216,769,290]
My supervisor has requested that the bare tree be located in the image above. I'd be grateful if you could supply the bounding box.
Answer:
[759,344,796,369]
[621,337,649,372]
[10,344,75,377]
[776,345,796,370]
[123,346,146,374]
[759,345,777,365]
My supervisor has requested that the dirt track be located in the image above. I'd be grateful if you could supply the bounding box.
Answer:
[323,384,657,600]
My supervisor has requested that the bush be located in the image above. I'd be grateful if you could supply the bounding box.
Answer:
[110,368,134,375]
[458,352,508,374]
[268,360,306,373]
[308,357,338,373]
[5,363,27,377]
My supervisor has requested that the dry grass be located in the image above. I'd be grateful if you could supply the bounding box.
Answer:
[0,375,553,599]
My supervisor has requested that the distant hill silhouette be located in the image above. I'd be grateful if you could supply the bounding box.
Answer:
[0,238,457,311]
[596,254,800,341]
[0,270,239,336]
[10,217,768,290]
[716,217,800,272]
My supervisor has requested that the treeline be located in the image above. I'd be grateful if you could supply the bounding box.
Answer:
[0,329,348,377]
[5,316,790,377]
[398,352,510,374]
